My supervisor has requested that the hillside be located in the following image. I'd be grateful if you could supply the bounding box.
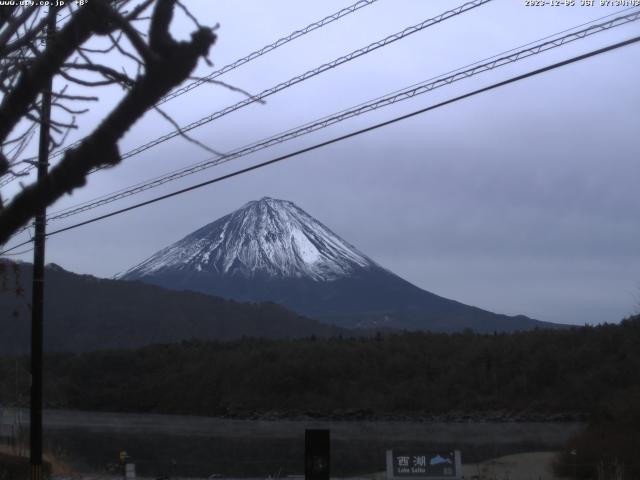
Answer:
[0,261,344,354]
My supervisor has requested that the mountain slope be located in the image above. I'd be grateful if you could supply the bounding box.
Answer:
[0,261,345,354]
[122,197,559,333]
[122,197,377,281]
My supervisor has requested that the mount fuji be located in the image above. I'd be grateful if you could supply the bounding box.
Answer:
[121,197,557,332]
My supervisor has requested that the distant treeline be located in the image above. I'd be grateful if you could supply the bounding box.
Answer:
[1,316,639,418]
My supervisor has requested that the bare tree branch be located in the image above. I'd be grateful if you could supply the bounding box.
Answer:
[63,62,135,87]
[0,5,38,54]
[0,0,217,244]
[0,7,57,56]
[153,104,222,157]
[189,76,266,104]
[124,0,156,22]
[0,1,117,151]
[107,7,159,64]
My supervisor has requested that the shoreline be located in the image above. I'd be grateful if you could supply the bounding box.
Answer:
[2,407,588,426]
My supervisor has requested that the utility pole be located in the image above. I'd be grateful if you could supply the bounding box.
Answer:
[31,10,55,480]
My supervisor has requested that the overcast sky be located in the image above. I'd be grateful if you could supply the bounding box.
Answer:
[4,0,640,326]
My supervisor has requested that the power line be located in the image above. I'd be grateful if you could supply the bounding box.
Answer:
[35,9,640,225]
[46,7,637,217]
[0,235,32,255]
[0,246,34,256]
[0,0,499,212]
[157,0,381,105]
[0,0,382,185]
[2,33,637,255]
[1,0,493,189]
[112,0,493,163]
[5,8,638,259]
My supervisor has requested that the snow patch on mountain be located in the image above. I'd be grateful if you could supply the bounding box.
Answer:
[121,197,378,282]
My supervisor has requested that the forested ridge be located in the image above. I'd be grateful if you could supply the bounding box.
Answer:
[0,262,345,354]
[1,315,638,418]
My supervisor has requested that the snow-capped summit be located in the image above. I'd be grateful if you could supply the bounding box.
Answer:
[122,197,377,282]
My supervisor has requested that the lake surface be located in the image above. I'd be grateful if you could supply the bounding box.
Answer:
[3,409,583,477]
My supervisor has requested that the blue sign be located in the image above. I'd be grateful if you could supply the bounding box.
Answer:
[387,450,461,480]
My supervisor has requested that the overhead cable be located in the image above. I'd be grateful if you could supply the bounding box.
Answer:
[112,0,494,163]
[0,0,382,184]
[39,9,640,224]
[157,0,382,105]
[2,32,638,256]
[3,0,492,187]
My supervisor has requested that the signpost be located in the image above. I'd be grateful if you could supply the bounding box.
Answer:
[125,463,136,480]
[386,450,462,480]
[305,429,330,480]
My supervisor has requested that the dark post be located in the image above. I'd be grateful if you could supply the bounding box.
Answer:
[30,10,54,480]
[305,429,330,480]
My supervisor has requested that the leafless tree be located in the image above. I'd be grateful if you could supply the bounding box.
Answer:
[0,0,217,245]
